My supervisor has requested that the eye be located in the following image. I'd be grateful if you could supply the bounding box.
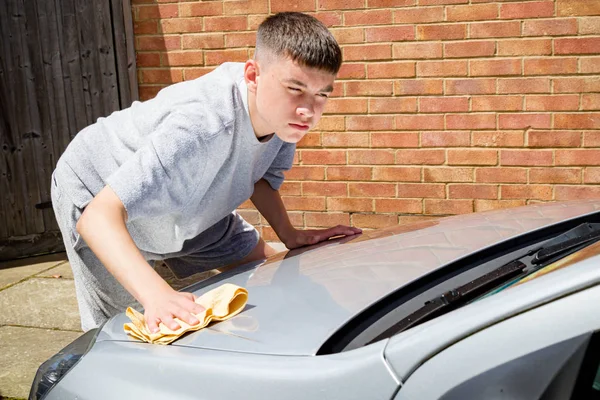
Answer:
[288,87,302,93]
[318,93,329,98]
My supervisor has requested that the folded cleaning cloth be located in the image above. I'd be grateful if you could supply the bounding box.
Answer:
[124,283,248,345]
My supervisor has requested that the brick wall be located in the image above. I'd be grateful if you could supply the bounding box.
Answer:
[132,0,600,238]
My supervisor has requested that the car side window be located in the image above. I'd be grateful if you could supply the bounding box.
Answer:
[571,331,600,399]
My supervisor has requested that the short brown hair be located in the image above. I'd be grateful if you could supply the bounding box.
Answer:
[256,12,342,74]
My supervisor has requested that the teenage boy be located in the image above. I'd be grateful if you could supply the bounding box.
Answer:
[51,12,361,334]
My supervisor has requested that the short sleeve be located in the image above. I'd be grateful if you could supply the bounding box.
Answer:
[262,142,296,190]
[106,112,207,221]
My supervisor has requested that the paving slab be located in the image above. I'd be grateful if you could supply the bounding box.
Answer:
[35,262,74,280]
[0,279,80,331]
[0,261,65,291]
[0,326,82,399]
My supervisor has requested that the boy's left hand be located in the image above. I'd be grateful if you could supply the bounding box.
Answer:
[283,225,362,250]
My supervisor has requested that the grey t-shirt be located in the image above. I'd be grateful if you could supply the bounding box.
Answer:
[54,62,295,256]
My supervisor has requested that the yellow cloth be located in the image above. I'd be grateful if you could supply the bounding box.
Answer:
[124,283,248,345]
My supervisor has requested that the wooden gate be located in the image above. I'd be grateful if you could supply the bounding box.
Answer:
[0,0,138,261]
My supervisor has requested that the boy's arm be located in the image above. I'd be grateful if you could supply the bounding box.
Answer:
[76,185,204,333]
[250,179,361,249]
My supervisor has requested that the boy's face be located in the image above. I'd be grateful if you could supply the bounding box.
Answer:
[245,55,336,143]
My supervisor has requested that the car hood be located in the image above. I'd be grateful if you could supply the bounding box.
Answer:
[97,200,600,355]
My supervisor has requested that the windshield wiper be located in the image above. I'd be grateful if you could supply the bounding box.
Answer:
[533,223,600,265]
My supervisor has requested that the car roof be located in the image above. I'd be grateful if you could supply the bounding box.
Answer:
[99,200,600,355]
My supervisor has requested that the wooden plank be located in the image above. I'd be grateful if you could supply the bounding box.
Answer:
[111,0,130,108]
[0,3,11,239]
[0,230,65,262]
[95,1,120,115]
[122,0,139,103]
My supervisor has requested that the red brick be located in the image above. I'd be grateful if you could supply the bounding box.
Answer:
[137,36,181,51]
[136,4,178,20]
[237,209,261,225]
[395,115,445,130]
[338,63,366,79]
[301,150,347,165]
[305,212,350,228]
[525,95,579,111]
[424,167,473,182]
[347,116,394,131]
[136,53,161,67]
[500,149,553,166]
[367,62,415,78]
[476,167,528,183]
[447,4,499,21]
[282,196,326,211]
[395,79,443,95]
[394,7,444,23]
[417,24,466,40]
[472,131,524,147]
[247,15,268,30]
[584,168,600,184]
[422,131,470,147]
[527,130,581,148]
[371,132,420,147]
[375,199,423,214]
[497,39,552,56]
[366,26,415,42]
[318,0,366,11]
[345,81,393,96]
[349,183,396,197]
[325,98,368,114]
[393,43,443,59]
[449,184,498,199]
[556,149,600,166]
[182,34,224,50]
[444,41,496,58]
[141,69,183,84]
[420,96,469,113]
[555,113,600,130]
[446,79,496,95]
[322,132,369,147]
[183,67,214,80]
[373,166,422,182]
[326,166,372,181]
[280,182,302,196]
[557,0,600,17]
[523,18,577,36]
[524,58,578,76]
[331,28,364,44]
[327,197,373,212]
[331,81,345,97]
[396,149,445,165]
[474,200,525,212]
[271,0,316,12]
[205,49,247,66]
[398,183,445,198]
[529,168,581,184]
[583,94,600,111]
[499,114,551,129]
[580,17,600,34]
[419,0,467,4]
[134,20,158,34]
[344,9,393,25]
[163,51,204,67]
[498,78,550,94]
[553,77,600,93]
[179,2,223,17]
[425,199,473,215]
[348,150,395,165]
[369,98,417,114]
[160,18,204,34]
[555,186,600,201]
[470,59,521,77]
[285,166,325,180]
[314,116,345,131]
[368,0,414,7]
[416,60,467,77]
[138,85,163,101]
[556,38,600,55]
[584,131,600,147]
[309,11,344,27]
[470,21,521,38]
[225,32,256,48]
[448,149,498,165]
[303,182,348,197]
[447,113,497,130]
[500,1,554,19]
[344,44,391,61]
[297,132,321,148]
[204,16,247,32]
[472,96,522,112]
[352,214,398,229]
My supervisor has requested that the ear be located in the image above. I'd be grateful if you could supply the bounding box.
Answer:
[244,59,259,94]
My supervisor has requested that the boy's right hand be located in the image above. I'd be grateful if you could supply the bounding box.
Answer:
[142,288,206,334]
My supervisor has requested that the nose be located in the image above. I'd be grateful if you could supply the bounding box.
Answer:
[296,101,315,120]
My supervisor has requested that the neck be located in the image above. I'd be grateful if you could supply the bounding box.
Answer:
[247,88,272,139]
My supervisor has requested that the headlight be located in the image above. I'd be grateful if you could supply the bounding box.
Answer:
[29,327,99,400]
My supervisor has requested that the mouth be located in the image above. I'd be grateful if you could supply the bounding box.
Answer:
[289,123,310,131]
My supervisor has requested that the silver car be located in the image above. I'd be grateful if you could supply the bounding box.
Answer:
[31,200,600,399]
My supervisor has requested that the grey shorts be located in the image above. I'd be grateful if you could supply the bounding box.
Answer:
[51,172,259,331]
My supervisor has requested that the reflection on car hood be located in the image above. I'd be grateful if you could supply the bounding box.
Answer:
[98,200,600,355]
